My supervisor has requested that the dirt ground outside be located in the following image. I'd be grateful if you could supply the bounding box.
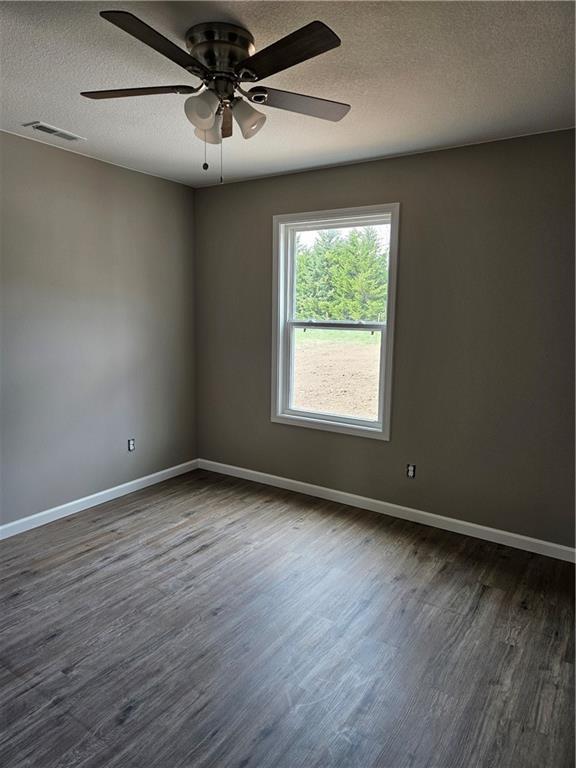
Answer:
[291,329,381,421]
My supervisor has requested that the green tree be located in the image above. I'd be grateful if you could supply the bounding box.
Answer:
[294,226,388,321]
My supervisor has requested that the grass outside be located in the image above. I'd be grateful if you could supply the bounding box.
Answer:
[294,328,380,345]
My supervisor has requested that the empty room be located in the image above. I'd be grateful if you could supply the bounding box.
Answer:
[0,1,574,766]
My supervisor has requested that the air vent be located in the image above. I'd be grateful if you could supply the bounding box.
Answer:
[22,121,86,142]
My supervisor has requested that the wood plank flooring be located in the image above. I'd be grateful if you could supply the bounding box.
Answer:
[1,469,574,767]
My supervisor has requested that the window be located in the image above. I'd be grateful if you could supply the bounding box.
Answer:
[271,203,399,440]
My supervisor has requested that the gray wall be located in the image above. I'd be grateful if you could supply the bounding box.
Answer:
[0,133,196,524]
[2,130,573,547]
[194,130,575,547]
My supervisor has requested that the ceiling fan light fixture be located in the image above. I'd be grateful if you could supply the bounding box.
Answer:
[194,112,223,144]
[184,90,220,130]
[232,98,266,139]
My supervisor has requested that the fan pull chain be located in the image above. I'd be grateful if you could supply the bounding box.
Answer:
[202,131,208,171]
[219,138,224,184]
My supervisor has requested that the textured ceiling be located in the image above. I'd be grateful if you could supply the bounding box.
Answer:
[0,1,573,187]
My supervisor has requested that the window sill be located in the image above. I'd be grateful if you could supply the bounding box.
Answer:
[271,412,389,441]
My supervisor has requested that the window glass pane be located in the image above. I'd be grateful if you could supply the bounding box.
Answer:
[290,328,381,421]
[293,224,390,322]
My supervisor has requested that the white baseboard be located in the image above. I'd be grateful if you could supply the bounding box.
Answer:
[0,459,199,540]
[197,459,575,563]
[2,456,573,563]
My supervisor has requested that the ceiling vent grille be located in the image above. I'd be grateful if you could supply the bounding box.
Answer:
[22,121,86,142]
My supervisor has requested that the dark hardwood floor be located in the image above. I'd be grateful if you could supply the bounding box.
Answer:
[1,469,574,768]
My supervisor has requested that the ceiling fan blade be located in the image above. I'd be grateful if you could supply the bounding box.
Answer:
[221,106,233,138]
[247,87,350,122]
[236,21,340,82]
[100,11,209,79]
[82,85,199,99]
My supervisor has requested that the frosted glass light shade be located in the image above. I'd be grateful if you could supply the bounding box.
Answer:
[232,98,266,139]
[194,113,223,145]
[184,90,220,130]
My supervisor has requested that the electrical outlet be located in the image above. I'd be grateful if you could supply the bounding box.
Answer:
[128,439,135,452]
[406,464,416,479]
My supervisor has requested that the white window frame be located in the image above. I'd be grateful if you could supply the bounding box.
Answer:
[271,203,400,440]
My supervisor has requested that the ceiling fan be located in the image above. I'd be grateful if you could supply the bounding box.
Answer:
[81,11,351,143]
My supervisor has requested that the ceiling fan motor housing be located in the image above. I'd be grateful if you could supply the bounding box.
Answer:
[186,22,255,79]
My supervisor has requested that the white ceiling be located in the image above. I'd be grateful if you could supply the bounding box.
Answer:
[1,1,573,188]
